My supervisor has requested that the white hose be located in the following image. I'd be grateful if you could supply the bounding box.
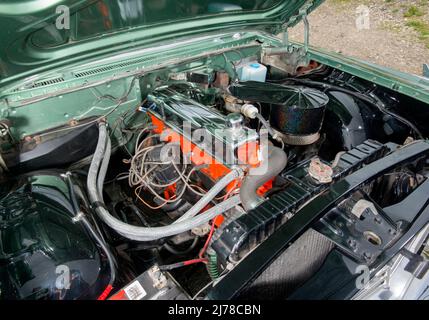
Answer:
[98,195,241,241]
[87,123,107,206]
[87,123,243,242]
[97,137,111,201]
[174,167,243,223]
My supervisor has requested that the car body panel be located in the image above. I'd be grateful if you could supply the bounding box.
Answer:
[0,0,324,83]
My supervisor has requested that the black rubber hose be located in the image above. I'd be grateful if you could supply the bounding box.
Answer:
[127,203,149,226]
[65,173,117,288]
[255,113,275,137]
[163,236,199,256]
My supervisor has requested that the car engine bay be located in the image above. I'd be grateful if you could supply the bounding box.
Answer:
[1,49,429,300]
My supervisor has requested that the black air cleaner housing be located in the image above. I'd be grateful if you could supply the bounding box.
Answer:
[229,82,329,145]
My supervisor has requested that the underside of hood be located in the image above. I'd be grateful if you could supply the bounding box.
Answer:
[0,0,324,83]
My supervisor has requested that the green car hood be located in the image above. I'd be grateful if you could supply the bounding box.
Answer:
[0,0,323,83]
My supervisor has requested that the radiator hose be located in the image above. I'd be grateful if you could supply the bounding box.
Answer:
[240,145,287,211]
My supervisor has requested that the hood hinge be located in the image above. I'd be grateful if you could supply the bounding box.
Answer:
[424,64,429,78]
[261,2,312,75]
[282,2,312,54]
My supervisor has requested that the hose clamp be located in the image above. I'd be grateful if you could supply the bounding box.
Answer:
[72,211,85,223]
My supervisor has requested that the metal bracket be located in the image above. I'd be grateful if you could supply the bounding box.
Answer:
[302,14,310,54]
[281,1,312,51]
[401,248,429,279]
[262,2,312,74]
[315,192,400,264]
[298,5,311,55]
